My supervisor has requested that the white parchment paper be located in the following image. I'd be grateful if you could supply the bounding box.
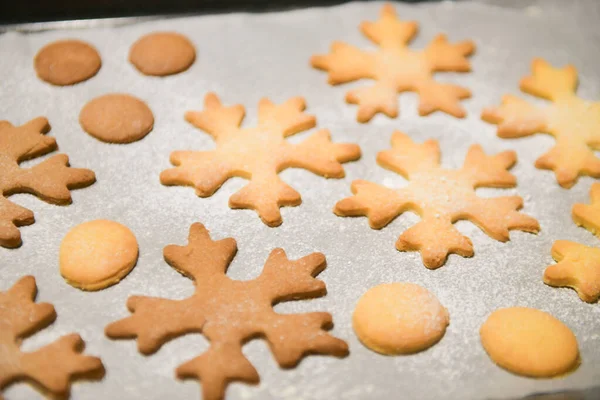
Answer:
[1,1,599,399]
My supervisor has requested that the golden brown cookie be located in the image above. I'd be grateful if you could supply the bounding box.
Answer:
[353,283,449,355]
[334,131,539,269]
[480,307,579,377]
[482,58,600,188]
[60,219,139,291]
[79,94,154,143]
[129,32,196,76]
[573,182,600,238]
[545,241,600,303]
[106,222,349,400]
[160,93,361,227]
[34,39,101,86]
[0,276,104,397]
[0,117,95,248]
[311,4,475,122]
[543,183,600,303]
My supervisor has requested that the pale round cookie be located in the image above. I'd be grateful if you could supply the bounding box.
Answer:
[353,283,449,355]
[79,93,154,143]
[34,39,101,85]
[480,307,579,377]
[129,32,196,76]
[60,220,139,291]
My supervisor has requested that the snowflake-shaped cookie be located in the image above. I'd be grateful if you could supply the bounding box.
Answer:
[0,117,95,248]
[483,58,600,188]
[0,276,104,398]
[335,131,539,269]
[311,4,475,122]
[544,183,600,302]
[106,222,349,400]
[160,93,361,226]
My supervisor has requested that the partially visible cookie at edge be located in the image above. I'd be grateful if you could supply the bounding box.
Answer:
[0,275,105,397]
[34,39,101,86]
[0,117,96,248]
[543,182,600,303]
[129,32,196,76]
[79,93,154,144]
[480,307,579,377]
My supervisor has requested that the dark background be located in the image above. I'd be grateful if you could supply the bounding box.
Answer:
[0,0,424,25]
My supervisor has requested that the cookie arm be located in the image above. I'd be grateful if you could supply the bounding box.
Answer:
[0,117,56,162]
[10,154,95,205]
[163,222,238,279]
[17,334,104,397]
[396,214,473,269]
[536,137,600,188]
[415,80,471,118]
[360,4,418,48]
[283,129,361,178]
[255,249,326,302]
[229,173,301,227]
[311,42,376,85]
[264,312,349,368]
[377,131,440,178]
[464,196,540,242]
[160,150,234,197]
[481,95,549,138]
[2,276,56,339]
[334,180,406,229]
[461,145,517,188]
[185,93,245,141]
[423,34,474,72]
[346,82,400,123]
[0,196,34,248]
[176,341,259,400]
[105,296,204,354]
[520,58,578,101]
[572,183,600,237]
[257,97,316,137]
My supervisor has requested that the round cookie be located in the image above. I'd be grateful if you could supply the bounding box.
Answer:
[129,32,196,76]
[34,39,101,85]
[480,307,579,377]
[353,283,449,355]
[79,93,154,143]
[60,220,139,291]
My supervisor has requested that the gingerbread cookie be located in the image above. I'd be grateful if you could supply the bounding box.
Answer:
[482,58,600,188]
[353,283,449,355]
[106,222,349,400]
[480,307,579,377]
[79,94,154,143]
[34,39,101,86]
[543,183,600,303]
[311,4,475,122]
[129,32,196,76]
[160,93,361,227]
[0,276,104,398]
[0,117,95,248]
[60,220,139,291]
[335,131,539,269]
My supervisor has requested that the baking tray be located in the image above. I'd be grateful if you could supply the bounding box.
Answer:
[1,0,599,399]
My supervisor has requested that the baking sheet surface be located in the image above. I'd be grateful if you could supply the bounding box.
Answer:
[1,1,599,399]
